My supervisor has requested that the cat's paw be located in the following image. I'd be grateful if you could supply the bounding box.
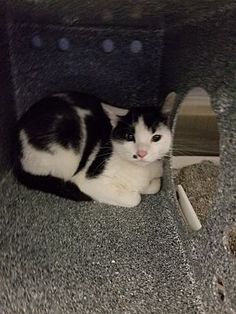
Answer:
[114,191,141,208]
[142,178,161,194]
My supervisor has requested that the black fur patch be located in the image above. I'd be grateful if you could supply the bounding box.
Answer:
[86,139,112,178]
[14,92,168,200]
[74,99,112,176]
[13,162,91,201]
[112,122,135,142]
[15,92,112,199]
[112,107,166,141]
[18,96,82,151]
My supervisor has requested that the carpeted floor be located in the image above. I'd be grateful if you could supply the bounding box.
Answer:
[174,161,219,222]
[0,171,200,313]
[0,162,218,313]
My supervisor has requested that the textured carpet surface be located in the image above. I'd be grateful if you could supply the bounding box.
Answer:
[174,161,219,222]
[0,173,200,314]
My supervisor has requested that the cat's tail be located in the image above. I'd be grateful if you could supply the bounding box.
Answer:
[13,163,91,202]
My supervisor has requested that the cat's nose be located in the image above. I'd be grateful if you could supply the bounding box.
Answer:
[137,150,148,158]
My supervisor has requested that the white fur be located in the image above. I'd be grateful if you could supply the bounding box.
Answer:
[20,131,79,180]
[101,103,128,127]
[72,115,171,207]
[74,107,91,157]
[72,155,163,207]
[20,96,173,208]
[20,108,91,180]
[142,177,161,194]
[113,118,172,165]
[74,107,91,119]
[162,92,177,114]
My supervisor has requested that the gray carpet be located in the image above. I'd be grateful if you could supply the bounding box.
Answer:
[174,161,219,222]
[0,171,200,313]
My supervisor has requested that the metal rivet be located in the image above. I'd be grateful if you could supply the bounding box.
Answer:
[31,35,43,48]
[130,40,143,53]
[102,39,114,53]
[58,37,70,51]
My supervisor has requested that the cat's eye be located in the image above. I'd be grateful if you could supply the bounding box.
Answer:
[125,133,135,141]
[152,134,162,142]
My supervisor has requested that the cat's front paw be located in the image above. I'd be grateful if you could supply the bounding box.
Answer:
[142,178,161,194]
[115,191,141,208]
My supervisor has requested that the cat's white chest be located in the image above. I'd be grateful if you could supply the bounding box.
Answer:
[104,156,163,193]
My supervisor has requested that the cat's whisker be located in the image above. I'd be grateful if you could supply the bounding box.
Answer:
[173,145,190,149]
[98,143,112,150]
[92,159,107,173]
[173,151,186,155]
[17,90,174,207]
[96,153,112,158]
[99,147,112,150]
[172,149,197,156]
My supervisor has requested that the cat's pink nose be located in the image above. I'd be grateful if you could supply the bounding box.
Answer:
[137,150,148,158]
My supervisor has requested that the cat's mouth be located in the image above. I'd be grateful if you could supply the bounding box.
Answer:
[132,154,151,165]
[132,153,162,165]
[132,154,148,161]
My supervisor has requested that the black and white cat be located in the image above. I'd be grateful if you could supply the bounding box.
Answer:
[14,92,176,207]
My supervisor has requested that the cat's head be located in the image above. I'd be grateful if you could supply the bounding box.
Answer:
[102,92,176,166]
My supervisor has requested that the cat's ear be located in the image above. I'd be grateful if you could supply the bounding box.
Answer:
[101,103,129,127]
[161,92,177,115]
